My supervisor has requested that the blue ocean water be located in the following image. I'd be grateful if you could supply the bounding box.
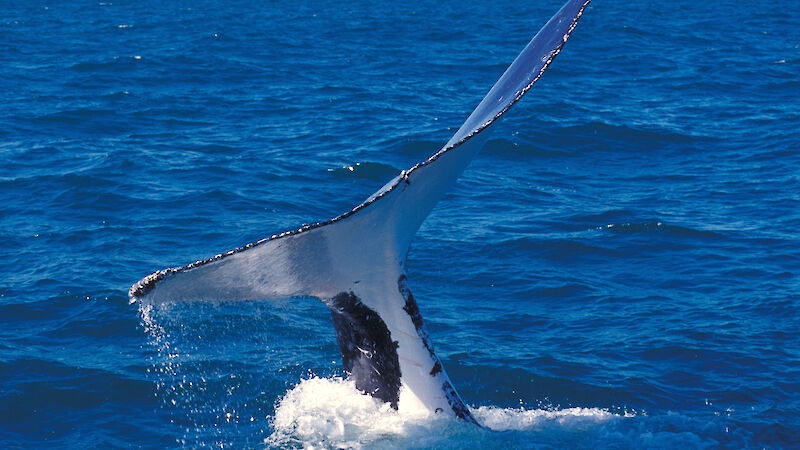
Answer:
[2,0,799,447]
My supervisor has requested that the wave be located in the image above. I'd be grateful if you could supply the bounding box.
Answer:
[598,221,727,241]
[327,161,400,183]
[69,56,144,72]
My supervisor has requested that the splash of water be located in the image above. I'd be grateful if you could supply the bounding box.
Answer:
[266,376,622,449]
[139,303,725,448]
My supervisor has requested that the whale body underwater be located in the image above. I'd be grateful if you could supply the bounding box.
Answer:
[131,0,592,424]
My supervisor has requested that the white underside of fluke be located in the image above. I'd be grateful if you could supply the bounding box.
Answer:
[131,0,592,422]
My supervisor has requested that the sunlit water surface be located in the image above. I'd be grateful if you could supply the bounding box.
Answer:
[2,0,799,448]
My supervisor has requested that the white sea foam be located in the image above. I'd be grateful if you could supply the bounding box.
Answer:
[266,376,623,449]
[472,405,618,431]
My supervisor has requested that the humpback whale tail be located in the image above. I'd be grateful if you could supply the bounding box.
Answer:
[131,0,591,424]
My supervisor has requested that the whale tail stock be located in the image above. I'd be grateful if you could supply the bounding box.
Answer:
[130,0,591,423]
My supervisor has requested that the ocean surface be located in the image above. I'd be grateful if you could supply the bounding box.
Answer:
[2,0,799,448]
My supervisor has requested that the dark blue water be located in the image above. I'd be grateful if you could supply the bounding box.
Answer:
[2,0,799,447]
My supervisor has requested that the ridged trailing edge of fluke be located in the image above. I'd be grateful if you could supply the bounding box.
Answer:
[131,0,591,424]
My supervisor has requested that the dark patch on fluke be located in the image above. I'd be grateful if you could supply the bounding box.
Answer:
[399,275,437,360]
[329,291,402,408]
[442,381,477,424]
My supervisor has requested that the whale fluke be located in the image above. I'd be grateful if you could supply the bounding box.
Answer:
[131,0,591,423]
